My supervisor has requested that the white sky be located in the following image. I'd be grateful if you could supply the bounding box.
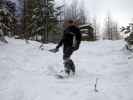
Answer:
[84,0,133,26]
[55,0,133,27]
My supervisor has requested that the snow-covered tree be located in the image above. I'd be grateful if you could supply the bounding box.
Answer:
[0,0,16,37]
[64,0,79,20]
[24,0,58,43]
[0,25,8,43]
[64,0,88,26]
[121,22,133,50]
[92,16,100,40]
[78,0,87,25]
[103,13,120,40]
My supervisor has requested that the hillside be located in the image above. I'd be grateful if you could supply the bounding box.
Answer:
[0,38,133,100]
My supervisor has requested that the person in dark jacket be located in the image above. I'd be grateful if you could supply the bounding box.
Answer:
[51,20,81,76]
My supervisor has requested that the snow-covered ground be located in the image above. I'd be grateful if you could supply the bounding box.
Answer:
[0,38,133,100]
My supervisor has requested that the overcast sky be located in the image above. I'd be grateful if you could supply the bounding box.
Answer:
[56,0,133,26]
[84,0,133,26]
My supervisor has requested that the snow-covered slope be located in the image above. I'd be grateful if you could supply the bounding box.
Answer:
[0,38,133,100]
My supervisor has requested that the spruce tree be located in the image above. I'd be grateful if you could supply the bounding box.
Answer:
[25,0,58,42]
[0,1,16,38]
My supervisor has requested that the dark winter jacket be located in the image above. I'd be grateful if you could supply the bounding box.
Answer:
[56,25,81,50]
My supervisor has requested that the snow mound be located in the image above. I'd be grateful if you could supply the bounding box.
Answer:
[0,38,133,100]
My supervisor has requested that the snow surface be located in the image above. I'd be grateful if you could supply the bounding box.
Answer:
[0,38,133,100]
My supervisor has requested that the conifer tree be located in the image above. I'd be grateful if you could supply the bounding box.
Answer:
[24,0,58,42]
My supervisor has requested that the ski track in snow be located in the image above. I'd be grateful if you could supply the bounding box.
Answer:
[0,38,133,100]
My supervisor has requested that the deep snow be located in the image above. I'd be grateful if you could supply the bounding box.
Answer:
[0,38,133,100]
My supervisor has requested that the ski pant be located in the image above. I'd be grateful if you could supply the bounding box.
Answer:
[63,47,75,74]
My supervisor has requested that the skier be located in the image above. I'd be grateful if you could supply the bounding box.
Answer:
[50,20,81,76]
